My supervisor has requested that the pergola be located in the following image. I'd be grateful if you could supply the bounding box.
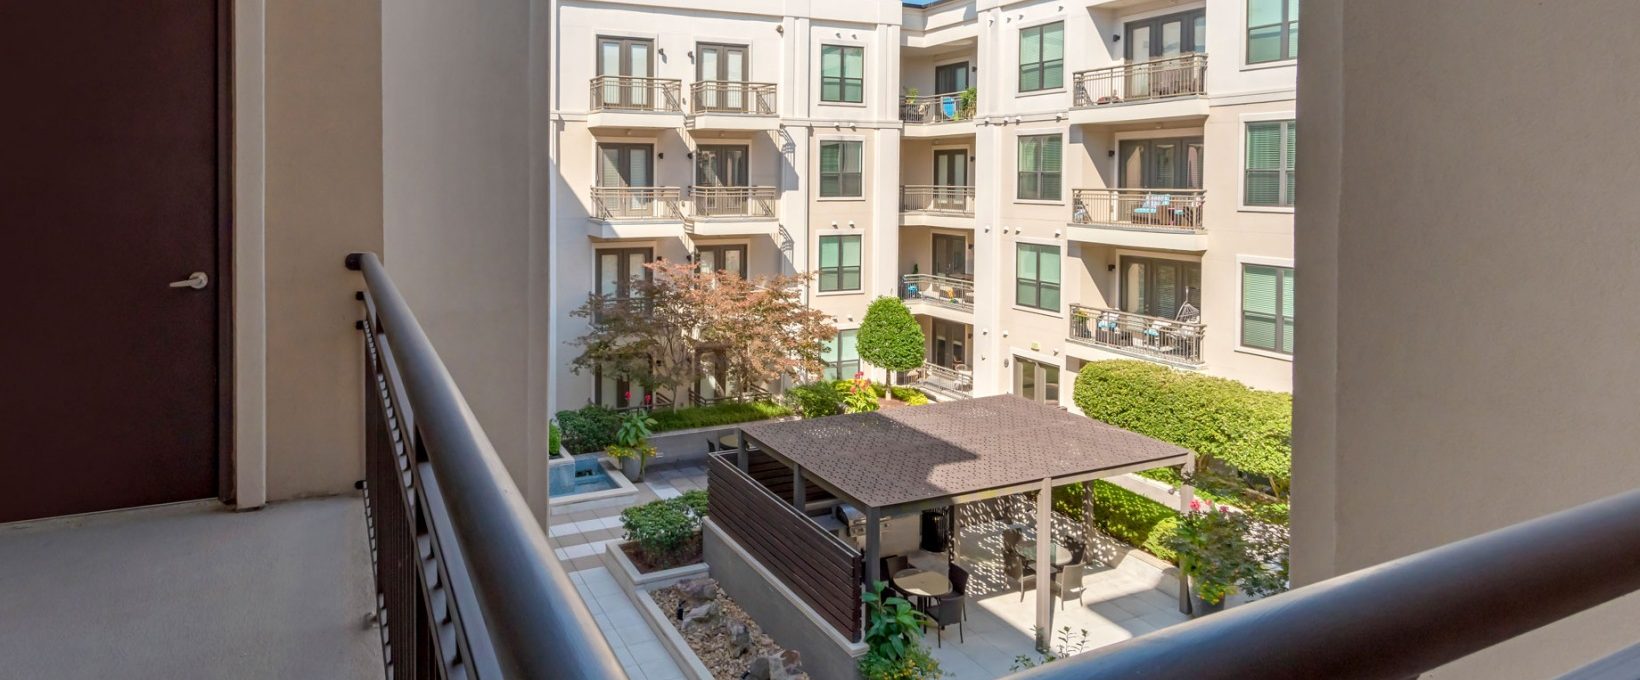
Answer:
[732,395,1195,648]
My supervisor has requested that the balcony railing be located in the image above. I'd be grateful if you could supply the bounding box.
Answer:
[689,186,776,218]
[1071,188,1206,231]
[1018,487,1640,680]
[592,296,651,323]
[899,92,976,124]
[909,361,973,397]
[1068,304,1205,365]
[347,252,625,680]
[690,81,776,115]
[901,273,974,312]
[590,76,683,113]
[1073,54,1208,108]
[901,185,975,216]
[688,385,773,408]
[591,186,684,220]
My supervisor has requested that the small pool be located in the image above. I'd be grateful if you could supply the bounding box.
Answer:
[549,455,619,497]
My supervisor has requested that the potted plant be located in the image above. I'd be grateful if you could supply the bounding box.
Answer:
[606,410,658,482]
[858,582,941,680]
[902,86,919,104]
[1164,499,1255,617]
[957,86,978,118]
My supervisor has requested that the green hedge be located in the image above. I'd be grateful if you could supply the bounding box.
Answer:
[556,404,622,454]
[649,401,792,433]
[1072,360,1291,495]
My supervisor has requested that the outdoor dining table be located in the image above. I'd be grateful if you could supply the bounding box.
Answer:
[892,568,952,611]
[717,434,757,450]
[1014,540,1075,568]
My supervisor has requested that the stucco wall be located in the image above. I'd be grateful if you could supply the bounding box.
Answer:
[1293,0,1640,676]
[262,0,383,501]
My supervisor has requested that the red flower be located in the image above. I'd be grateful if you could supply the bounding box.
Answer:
[1189,499,1202,512]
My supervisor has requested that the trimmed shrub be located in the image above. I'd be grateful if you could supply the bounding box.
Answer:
[1054,481,1182,563]
[620,491,709,565]
[788,381,844,418]
[857,297,926,374]
[555,404,622,454]
[548,421,562,457]
[648,401,791,433]
[1073,360,1291,496]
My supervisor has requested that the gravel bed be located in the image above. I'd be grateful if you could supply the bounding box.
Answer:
[651,584,808,680]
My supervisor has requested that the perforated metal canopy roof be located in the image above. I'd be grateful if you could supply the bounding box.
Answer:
[738,395,1192,512]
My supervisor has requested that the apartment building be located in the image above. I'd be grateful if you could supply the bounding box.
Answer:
[548,0,1296,415]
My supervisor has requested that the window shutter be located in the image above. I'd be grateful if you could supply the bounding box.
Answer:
[1245,123,1283,205]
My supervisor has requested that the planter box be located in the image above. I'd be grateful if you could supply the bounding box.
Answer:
[602,541,714,680]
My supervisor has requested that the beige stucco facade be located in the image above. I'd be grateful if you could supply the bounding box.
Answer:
[1293,0,1640,676]
[549,0,1293,414]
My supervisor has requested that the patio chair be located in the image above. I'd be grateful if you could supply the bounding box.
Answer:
[1005,552,1037,602]
[705,439,719,453]
[928,596,964,646]
[945,563,971,621]
[1002,528,1022,555]
[1055,563,1088,610]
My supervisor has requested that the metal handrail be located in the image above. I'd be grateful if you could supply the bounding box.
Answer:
[901,185,975,216]
[590,75,683,112]
[1071,188,1206,231]
[901,273,974,312]
[1072,54,1207,108]
[689,81,776,115]
[899,91,976,124]
[1009,488,1640,679]
[348,252,625,680]
[1068,304,1205,366]
[689,186,777,218]
[590,186,684,220]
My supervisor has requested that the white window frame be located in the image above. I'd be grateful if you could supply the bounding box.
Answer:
[1234,253,1295,362]
[1236,111,1297,213]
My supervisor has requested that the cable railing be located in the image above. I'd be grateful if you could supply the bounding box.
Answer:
[589,76,683,113]
[1071,188,1206,231]
[1011,487,1640,680]
[1073,54,1208,108]
[900,273,974,312]
[591,186,684,220]
[688,186,777,218]
[690,81,776,115]
[899,91,976,124]
[901,185,975,216]
[348,252,625,680]
[1068,304,1206,366]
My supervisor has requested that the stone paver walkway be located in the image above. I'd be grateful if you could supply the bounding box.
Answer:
[550,461,709,680]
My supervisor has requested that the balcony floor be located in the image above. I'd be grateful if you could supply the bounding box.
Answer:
[0,496,382,680]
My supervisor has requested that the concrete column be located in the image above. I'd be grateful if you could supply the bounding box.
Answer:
[971,6,1005,396]
[1178,455,1196,614]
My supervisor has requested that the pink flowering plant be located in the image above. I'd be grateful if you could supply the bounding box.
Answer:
[843,371,880,414]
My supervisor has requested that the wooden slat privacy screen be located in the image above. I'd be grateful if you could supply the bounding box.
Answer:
[708,453,863,641]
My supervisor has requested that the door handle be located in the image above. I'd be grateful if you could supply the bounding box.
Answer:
[169,272,209,290]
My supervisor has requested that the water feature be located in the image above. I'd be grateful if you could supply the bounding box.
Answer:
[549,455,620,497]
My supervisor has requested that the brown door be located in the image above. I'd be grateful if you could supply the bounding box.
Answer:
[0,3,225,522]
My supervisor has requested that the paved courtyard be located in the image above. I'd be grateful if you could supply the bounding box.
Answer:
[548,460,708,680]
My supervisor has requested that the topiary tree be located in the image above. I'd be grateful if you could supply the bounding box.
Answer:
[856,297,925,384]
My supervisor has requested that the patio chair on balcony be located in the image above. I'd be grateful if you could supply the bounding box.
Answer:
[1132,193,1172,225]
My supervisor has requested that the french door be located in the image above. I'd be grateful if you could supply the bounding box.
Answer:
[1120,255,1202,320]
[1014,358,1061,406]
[932,234,966,279]
[697,43,748,112]
[1124,10,1205,98]
[695,145,749,216]
[933,149,969,211]
[597,37,655,109]
[697,244,747,279]
[935,62,969,94]
[598,143,654,217]
[932,319,968,369]
[1118,138,1204,189]
[596,248,653,300]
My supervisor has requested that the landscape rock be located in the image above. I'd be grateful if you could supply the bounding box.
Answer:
[746,655,771,680]
[678,577,719,605]
[652,584,809,680]
[726,621,752,657]
[746,650,802,680]
[681,602,719,631]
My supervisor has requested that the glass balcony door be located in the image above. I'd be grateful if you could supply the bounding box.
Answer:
[931,319,968,370]
[933,149,969,211]
[598,37,654,109]
[932,233,967,279]
[1120,255,1201,321]
[1013,357,1060,406]
[696,43,747,111]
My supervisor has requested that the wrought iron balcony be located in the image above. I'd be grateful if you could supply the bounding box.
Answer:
[688,186,776,219]
[908,361,973,398]
[1073,54,1208,108]
[1071,188,1206,231]
[590,76,683,113]
[689,81,776,115]
[590,187,684,221]
[899,92,975,124]
[900,273,974,313]
[1068,304,1206,366]
[901,185,975,216]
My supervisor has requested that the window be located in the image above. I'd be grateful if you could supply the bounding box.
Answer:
[821,330,860,380]
[1017,134,1062,201]
[819,140,863,198]
[595,359,653,411]
[1241,264,1293,354]
[817,235,861,292]
[596,37,655,109]
[1247,0,1298,64]
[1018,22,1064,92]
[1121,256,1201,320]
[1015,243,1061,312]
[820,45,864,103]
[595,248,653,299]
[1125,10,1206,60]
[1014,357,1060,406]
[1244,120,1296,207]
[696,244,747,279]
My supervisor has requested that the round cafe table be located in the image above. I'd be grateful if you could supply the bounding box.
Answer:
[1015,540,1075,568]
[893,568,952,611]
